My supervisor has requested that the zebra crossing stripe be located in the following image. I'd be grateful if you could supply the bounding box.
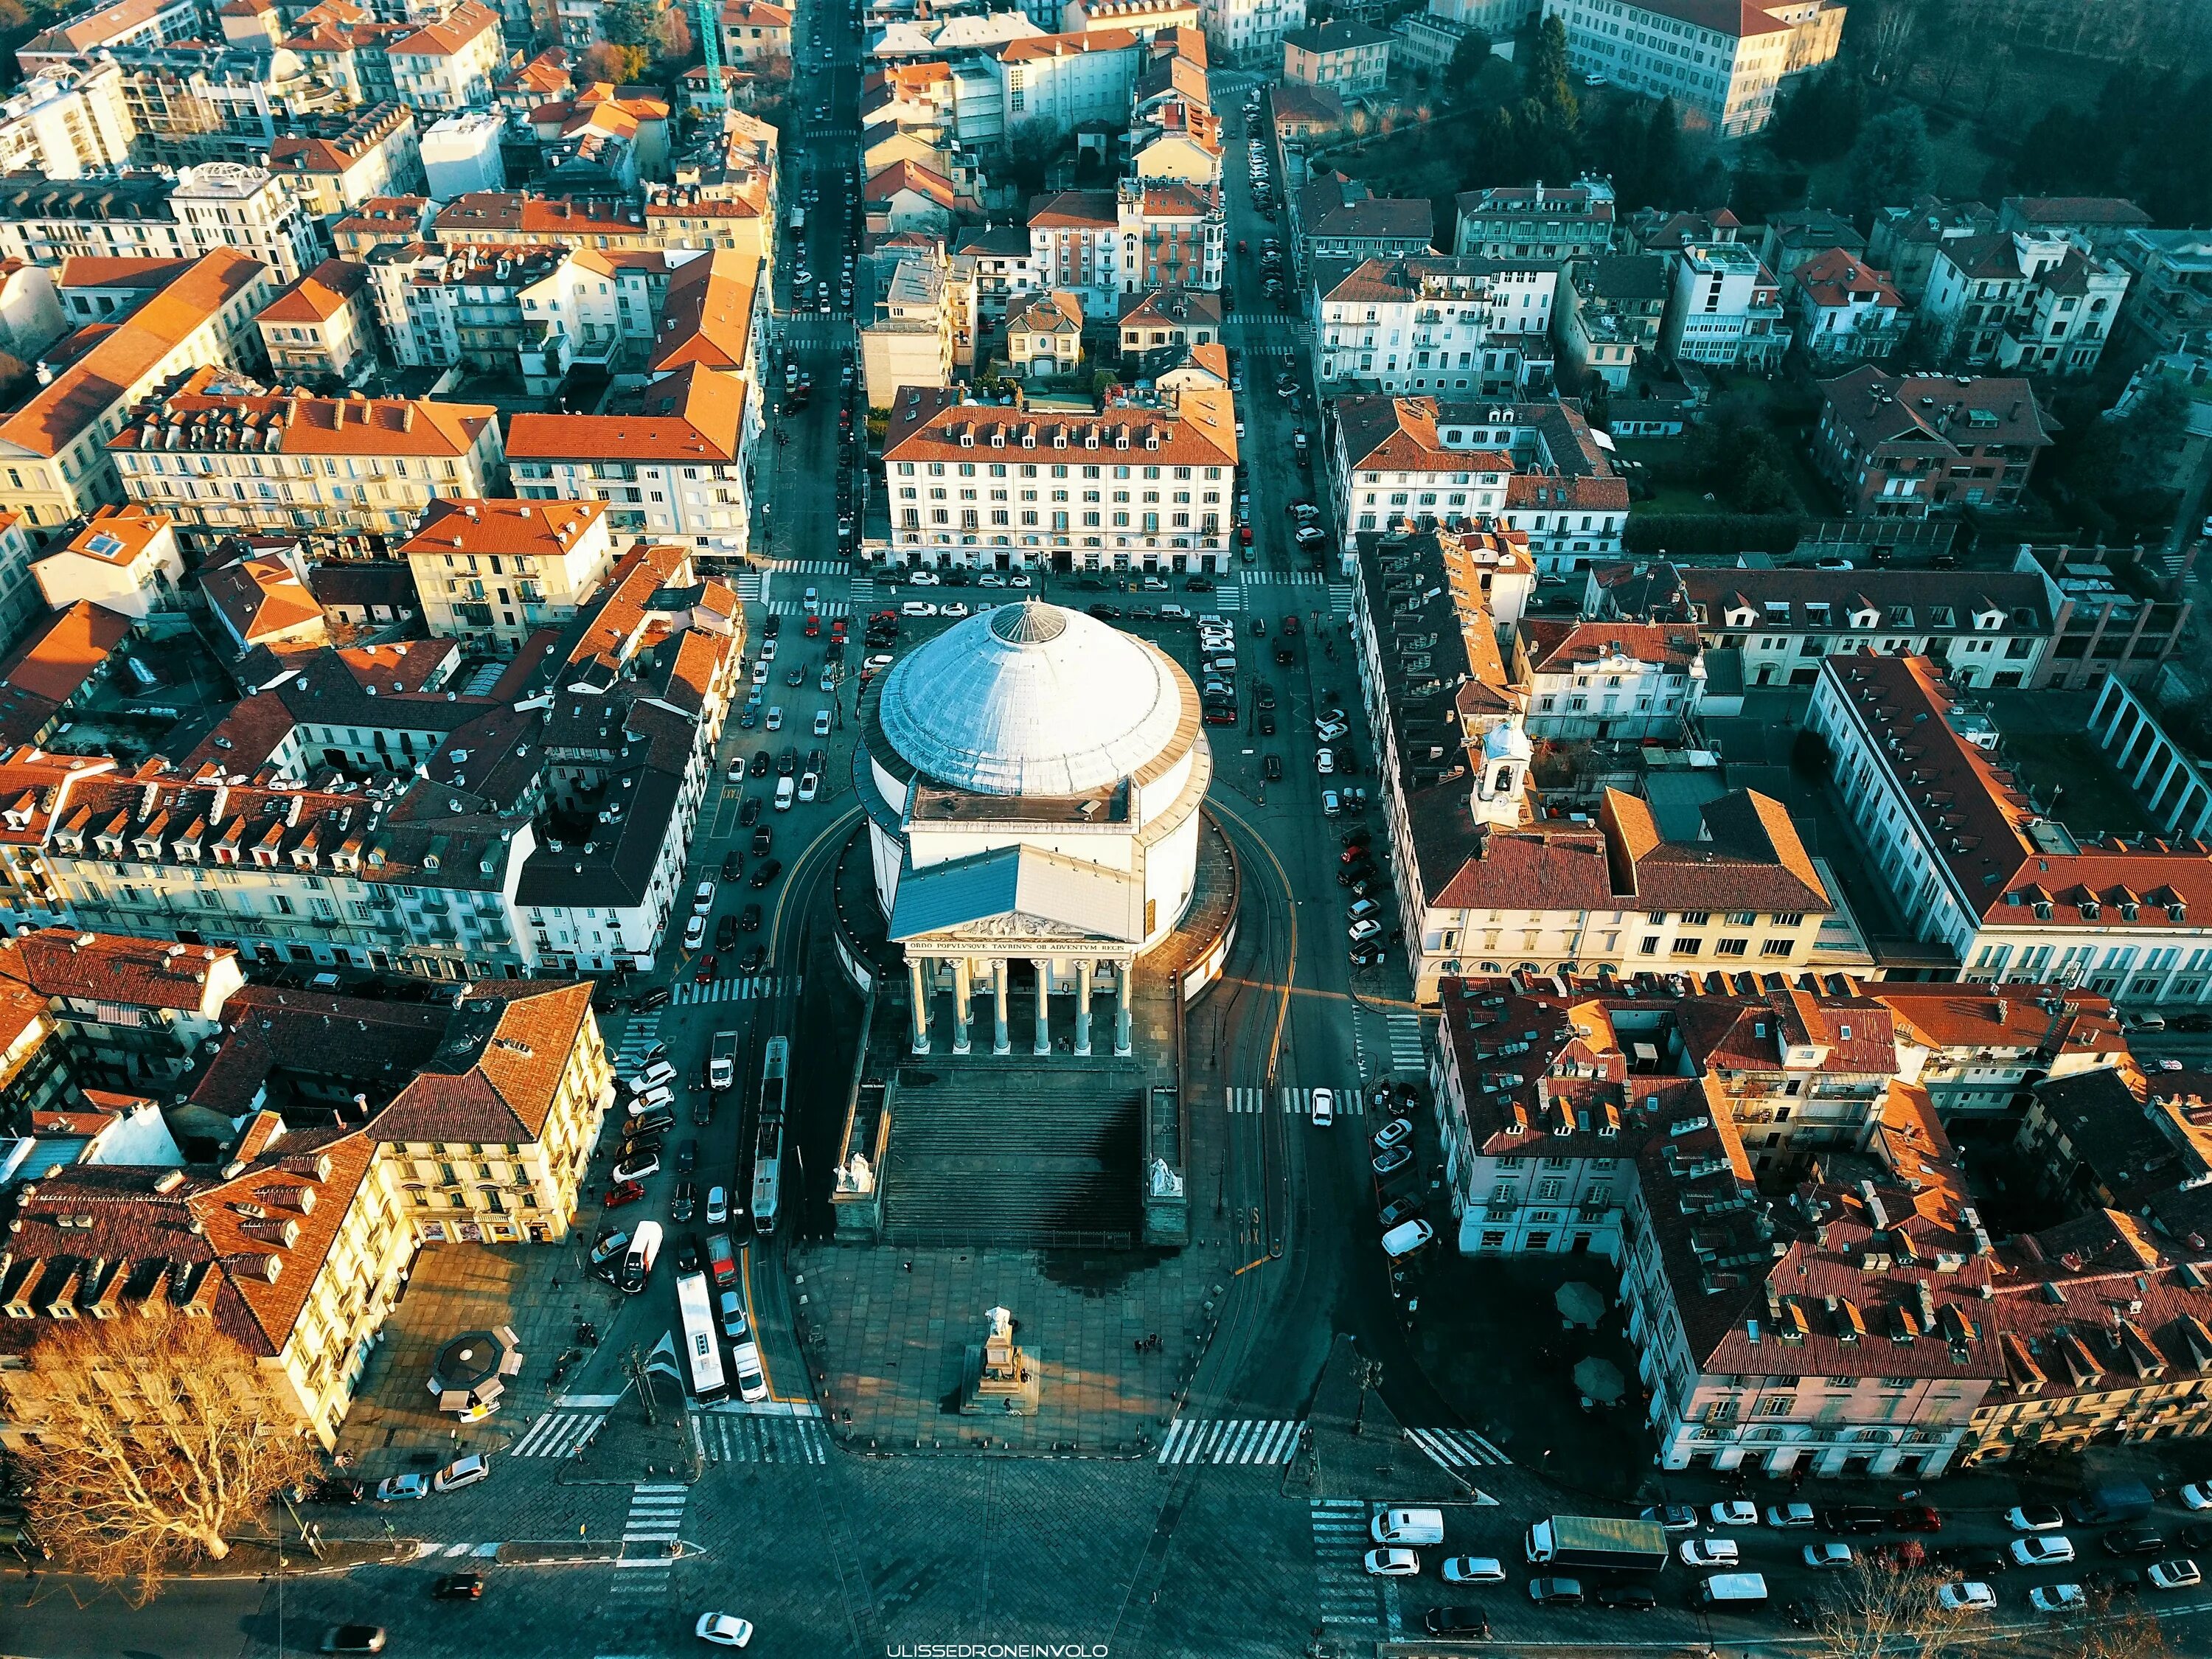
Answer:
[1158,1416,1304,1464]
[695,1411,830,1464]
[670,974,798,1006]
[1404,1425,1510,1469]
[1278,1085,1363,1116]
[509,1409,605,1458]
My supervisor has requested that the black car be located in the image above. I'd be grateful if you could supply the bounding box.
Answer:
[2183,1521,2212,1552]
[676,1141,698,1175]
[740,796,763,826]
[1932,1545,2007,1574]
[674,1237,702,1276]
[633,986,671,1012]
[432,1573,484,1601]
[1338,863,1375,887]
[1377,1195,1422,1228]
[776,748,797,776]
[1258,712,1276,735]
[1819,1506,1886,1535]
[1186,575,1214,592]
[309,1477,367,1505]
[1262,755,1282,781]
[739,944,770,974]
[2103,1528,2167,1557]
[721,850,742,880]
[715,915,739,950]
[749,751,771,777]
[1274,646,1295,666]
[751,827,773,857]
[762,614,782,638]
[1423,1607,1488,1637]
[2084,1567,2144,1600]
[785,664,805,686]
[740,903,763,932]
[1593,1583,1656,1611]
[672,1180,697,1222]
[1088,603,1124,619]
[1341,827,1371,848]
[1349,943,1385,967]
[751,858,783,888]
[1254,684,1276,709]
[320,1627,387,1654]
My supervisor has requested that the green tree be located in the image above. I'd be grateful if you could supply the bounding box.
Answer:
[1767,69,1863,164]
[1441,28,1491,106]
[1641,96,1684,206]
[1844,103,1930,216]
[1523,14,1579,132]
[601,0,655,46]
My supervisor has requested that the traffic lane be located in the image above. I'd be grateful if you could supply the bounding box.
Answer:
[2,1571,266,1659]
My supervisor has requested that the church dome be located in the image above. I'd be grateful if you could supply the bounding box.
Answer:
[875,600,1189,796]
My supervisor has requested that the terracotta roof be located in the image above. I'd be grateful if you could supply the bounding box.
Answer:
[110,366,498,459]
[389,0,497,56]
[646,248,759,374]
[1029,188,1117,231]
[53,255,192,291]
[1118,285,1221,328]
[998,25,1136,60]
[51,504,173,568]
[333,639,456,694]
[1518,620,1699,674]
[431,192,650,241]
[721,0,790,21]
[1871,981,2125,1060]
[203,554,324,647]
[883,384,1237,468]
[0,600,131,709]
[1793,247,1902,310]
[402,498,608,560]
[0,927,238,1015]
[369,981,594,1142]
[1600,788,1831,915]
[867,159,956,209]
[1817,365,2053,456]
[0,250,267,460]
[1824,653,2212,928]
[257,258,369,324]
[506,362,748,464]
[2003,195,2151,227]
[1334,394,1513,474]
[1009,289,1083,335]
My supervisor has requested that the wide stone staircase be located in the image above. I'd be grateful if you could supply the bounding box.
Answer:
[882,1062,1141,1246]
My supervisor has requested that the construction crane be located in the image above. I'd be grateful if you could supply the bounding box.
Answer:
[697,0,726,113]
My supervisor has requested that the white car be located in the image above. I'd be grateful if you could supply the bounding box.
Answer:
[2011,1535,2074,1567]
[684,914,707,950]
[2183,1484,2212,1511]
[813,709,832,737]
[799,772,820,802]
[1315,748,1336,774]
[2029,1585,2084,1614]
[717,1288,751,1342]
[758,639,777,662]
[695,1612,754,1647]
[706,1186,728,1225]
[1372,1118,1413,1151]
[939,601,971,618]
[611,1154,660,1185]
[1349,918,1382,942]
[907,569,940,585]
[864,654,894,671]
[764,707,783,731]
[1679,1539,1739,1568]
[901,601,939,617]
[431,1454,489,1494]
[1803,1543,1855,1570]
[1765,1503,1815,1528]
[1315,719,1350,741]
[1364,1548,1420,1577]
[1310,1087,1334,1127]
[1440,1557,1505,1584]
[731,1340,769,1403]
[2149,1558,2202,1590]
[2007,1505,2067,1532]
[1710,1501,1759,1528]
[1936,1582,1996,1613]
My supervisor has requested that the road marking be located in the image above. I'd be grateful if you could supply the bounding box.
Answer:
[1385,1012,1426,1071]
[1328,582,1356,618]
[611,1483,691,1598]
[1404,1425,1510,1468]
[1157,1416,1304,1464]
[1310,1498,1385,1627]
[611,1015,662,1071]
[667,974,801,1006]
[765,559,847,574]
[1278,1084,1362,1116]
[732,574,765,602]
[694,1411,830,1464]
[509,1409,608,1458]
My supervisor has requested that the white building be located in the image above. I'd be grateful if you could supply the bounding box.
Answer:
[1312,254,1556,395]
[420,111,509,199]
[1199,0,1304,63]
[1511,620,1703,740]
[1921,230,2130,378]
[399,498,616,653]
[29,504,186,619]
[861,254,963,410]
[1541,0,1846,138]
[858,601,1213,1058]
[993,29,1143,134]
[1661,240,1785,369]
[388,1,504,114]
[875,383,1239,574]
[0,59,135,178]
[0,164,321,282]
[1807,653,2212,1009]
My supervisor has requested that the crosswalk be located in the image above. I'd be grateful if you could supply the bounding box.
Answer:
[732,573,765,603]
[611,1012,661,1074]
[1384,1012,1426,1073]
[509,1408,608,1458]
[668,973,801,1006]
[849,574,877,607]
[610,1483,689,1599]
[1225,1083,1363,1116]
[1311,1498,1387,1628]
[765,598,849,617]
[1327,582,1356,617]
[1156,1416,1306,1464]
[692,1411,832,1464]
[766,559,848,575]
[1404,1425,1510,1469]
[1237,570,1331,587]
[1231,311,1307,335]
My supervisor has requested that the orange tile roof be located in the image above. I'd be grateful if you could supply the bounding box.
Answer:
[0,927,237,1015]
[257,258,369,324]
[721,0,790,22]
[866,159,956,209]
[0,600,132,706]
[53,255,192,291]
[369,981,594,1141]
[389,0,497,55]
[333,638,457,693]
[52,504,173,568]
[647,248,759,374]
[0,249,267,459]
[111,366,497,459]
[203,554,325,646]
[998,25,1137,59]
[507,363,748,463]
[884,384,1237,468]
[401,498,608,559]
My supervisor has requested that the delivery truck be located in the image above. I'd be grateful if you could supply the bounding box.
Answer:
[708,1030,739,1093]
[1524,1514,1669,1574]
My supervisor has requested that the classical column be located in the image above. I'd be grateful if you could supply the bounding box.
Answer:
[1113,959,1133,1057]
[908,955,931,1054]
[951,956,973,1055]
[1074,959,1094,1057]
[1032,956,1052,1056]
[992,957,1011,1056]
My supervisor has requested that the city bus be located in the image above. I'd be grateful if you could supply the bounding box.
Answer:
[675,1270,727,1404]
[751,1036,788,1237]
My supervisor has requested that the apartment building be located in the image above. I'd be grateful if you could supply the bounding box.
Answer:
[1060,0,1200,38]
[388,1,504,114]
[862,254,961,408]
[1996,195,2152,257]
[1197,0,1304,63]
[875,383,1239,574]
[109,367,507,553]
[1281,18,1391,93]
[2109,228,2212,354]
[15,0,204,70]
[1117,285,1220,362]
[1792,248,1907,363]
[507,366,762,560]
[1330,394,1630,570]
[1007,289,1085,378]
[1511,620,1703,740]
[268,103,425,222]
[1868,196,1997,307]
[994,29,1144,133]
[1872,981,2124,1119]
[1812,366,2053,518]
[0,249,275,533]
[0,60,136,178]
[1349,526,1832,1004]
[721,0,793,61]
[1540,0,1846,138]
[1028,182,1224,307]
[399,498,616,651]
[0,164,321,282]
[1672,559,2065,690]
[431,192,658,254]
[257,259,378,385]
[1809,653,2212,1008]
[1312,255,1556,396]
[1922,231,2129,378]
[1453,178,1615,262]
[1662,240,1784,369]
[1294,170,1434,276]
[1556,253,1668,389]
[29,504,186,619]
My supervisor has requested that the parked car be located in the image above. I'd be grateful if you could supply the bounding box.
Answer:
[2012,1536,2076,1567]
[1680,1539,1739,1568]
[310,1477,368,1505]
[1711,1501,1759,1528]
[1364,1548,1420,1577]
[1643,1505,1697,1533]
[1766,1503,1815,1528]
[1372,1118,1413,1151]
[2150,1558,2203,1590]
[320,1627,388,1654]
[2008,1505,2067,1533]
[433,1454,490,1494]
[1371,1143,1411,1176]
[375,1473,429,1502]
[2030,1585,2085,1614]
[1936,1582,1996,1613]
[1423,1607,1489,1635]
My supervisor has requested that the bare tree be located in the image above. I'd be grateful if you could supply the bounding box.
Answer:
[1808,1557,1969,1659]
[4,1308,321,1601]
[2053,1606,2178,1659]
[1858,0,1921,83]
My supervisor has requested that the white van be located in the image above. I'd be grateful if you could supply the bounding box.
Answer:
[1381,1218,1434,1259]
[1371,1508,1447,1547]
[1695,1573,1768,1607]
[620,1221,663,1294]
[774,776,796,811]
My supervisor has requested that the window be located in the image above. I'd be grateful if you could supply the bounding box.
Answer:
[1761,939,1794,957]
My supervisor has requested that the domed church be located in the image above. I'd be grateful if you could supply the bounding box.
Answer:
[854,600,1211,1057]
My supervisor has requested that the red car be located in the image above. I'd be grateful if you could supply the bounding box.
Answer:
[830,617,849,639]
[804,615,821,636]
[1239,525,1253,545]
[605,1178,647,1208]
[1282,615,1301,636]
[695,953,718,984]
